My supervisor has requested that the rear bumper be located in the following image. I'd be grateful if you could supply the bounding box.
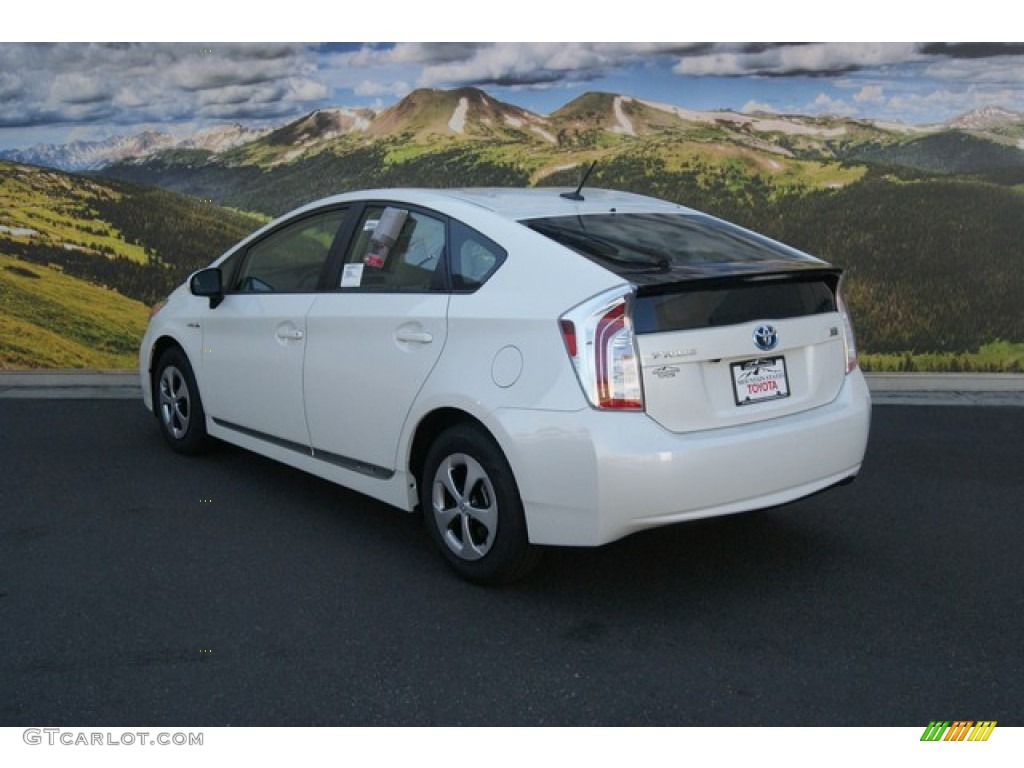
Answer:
[494,369,871,546]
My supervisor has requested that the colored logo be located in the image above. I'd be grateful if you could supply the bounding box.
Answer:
[753,324,778,351]
[920,721,997,741]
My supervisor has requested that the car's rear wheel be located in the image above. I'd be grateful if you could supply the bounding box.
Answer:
[153,347,210,454]
[421,425,540,584]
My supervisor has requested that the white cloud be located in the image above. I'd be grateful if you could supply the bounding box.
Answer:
[674,43,922,77]
[0,43,332,132]
[853,85,885,104]
[883,87,1023,121]
[354,80,412,98]
[742,100,778,114]
[808,93,855,116]
[49,72,113,105]
[923,56,1024,85]
[348,43,487,68]
[286,78,329,102]
[350,42,710,88]
[0,71,23,101]
[166,45,311,92]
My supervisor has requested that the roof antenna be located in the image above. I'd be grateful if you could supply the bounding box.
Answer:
[560,161,597,201]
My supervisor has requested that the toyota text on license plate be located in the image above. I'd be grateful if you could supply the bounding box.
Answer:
[731,357,790,406]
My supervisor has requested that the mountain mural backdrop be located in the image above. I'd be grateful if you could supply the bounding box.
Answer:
[2,87,1023,370]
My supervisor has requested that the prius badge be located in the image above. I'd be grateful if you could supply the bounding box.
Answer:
[753,324,778,351]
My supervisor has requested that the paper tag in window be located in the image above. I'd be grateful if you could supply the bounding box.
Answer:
[341,263,364,288]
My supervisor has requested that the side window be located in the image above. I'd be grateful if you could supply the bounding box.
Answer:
[450,219,506,291]
[341,206,446,292]
[233,209,347,293]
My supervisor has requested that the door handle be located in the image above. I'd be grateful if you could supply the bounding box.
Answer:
[276,328,305,340]
[395,330,433,344]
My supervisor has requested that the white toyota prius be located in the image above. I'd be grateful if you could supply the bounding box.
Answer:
[140,187,871,583]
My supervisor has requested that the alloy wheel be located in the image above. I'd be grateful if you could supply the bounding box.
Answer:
[158,365,191,440]
[431,452,498,561]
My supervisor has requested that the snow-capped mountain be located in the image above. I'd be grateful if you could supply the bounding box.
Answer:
[261,107,375,146]
[0,123,271,171]
[946,106,1024,132]
[4,88,1023,175]
[368,87,553,142]
[0,132,176,171]
[177,123,273,153]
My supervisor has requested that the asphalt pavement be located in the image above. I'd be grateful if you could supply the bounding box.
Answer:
[0,398,1021,725]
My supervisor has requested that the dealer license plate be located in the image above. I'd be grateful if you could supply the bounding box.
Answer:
[731,357,790,406]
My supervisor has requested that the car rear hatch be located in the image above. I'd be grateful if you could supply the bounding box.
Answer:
[634,269,847,433]
[525,209,856,432]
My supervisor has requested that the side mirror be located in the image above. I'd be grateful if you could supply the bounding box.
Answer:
[190,268,224,309]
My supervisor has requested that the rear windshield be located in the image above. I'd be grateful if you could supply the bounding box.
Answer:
[523,212,820,275]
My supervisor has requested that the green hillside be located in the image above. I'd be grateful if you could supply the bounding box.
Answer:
[739,174,1024,354]
[0,253,147,368]
[0,164,149,263]
[106,127,864,219]
[844,131,1024,180]
[0,161,261,368]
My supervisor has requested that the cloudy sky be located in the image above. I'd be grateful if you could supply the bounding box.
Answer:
[1,41,1022,151]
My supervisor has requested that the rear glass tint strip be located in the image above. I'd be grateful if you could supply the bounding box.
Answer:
[633,277,837,334]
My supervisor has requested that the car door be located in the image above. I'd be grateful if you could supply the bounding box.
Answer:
[199,208,350,448]
[302,203,449,477]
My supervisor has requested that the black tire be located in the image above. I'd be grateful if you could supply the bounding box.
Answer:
[421,424,541,585]
[152,346,210,455]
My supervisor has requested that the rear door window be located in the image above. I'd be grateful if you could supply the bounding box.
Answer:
[341,206,446,292]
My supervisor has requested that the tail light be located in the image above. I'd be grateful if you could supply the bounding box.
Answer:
[560,290,644,410]
[837,286,858,374]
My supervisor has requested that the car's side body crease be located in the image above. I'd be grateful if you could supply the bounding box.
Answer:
[212,417,395,479]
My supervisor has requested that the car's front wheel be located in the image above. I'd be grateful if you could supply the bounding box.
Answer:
[153,346,210,454]
[421,425,540,584]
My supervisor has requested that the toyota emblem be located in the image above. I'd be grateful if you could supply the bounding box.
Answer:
[753,324,778,351]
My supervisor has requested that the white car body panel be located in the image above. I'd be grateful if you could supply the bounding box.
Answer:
[140,285,202,411]
[492,370,871,546]
[303,292,450,473]
[204,416,418,512]
[199,293,316,447]
[638,314,848,433]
